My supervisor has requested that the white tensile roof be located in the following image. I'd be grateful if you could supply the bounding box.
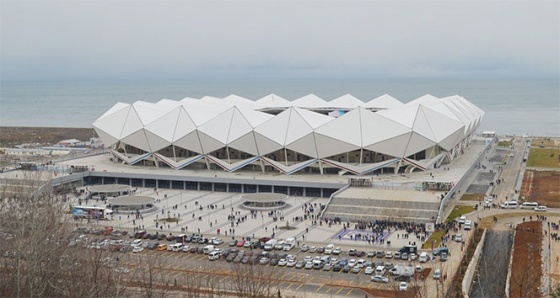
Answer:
[327,94,363,109]
[93,93,483,174]
[363,94,404,109]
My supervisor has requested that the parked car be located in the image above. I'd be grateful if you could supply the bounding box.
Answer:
[287,259,297,267]
[535,206,548,212]
[399,282,408,291]
[333,264,342,272]
[295,261,305,269]
[157,244,168,251]
[364,266,374,275]
[371,275,389,283]
[278,259,287,266]
[332,247,342,255]
[301,244,309,252]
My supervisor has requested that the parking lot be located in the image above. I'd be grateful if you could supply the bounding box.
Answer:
[71,223,456,297]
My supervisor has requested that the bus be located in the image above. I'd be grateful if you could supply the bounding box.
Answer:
[72,206,113,220]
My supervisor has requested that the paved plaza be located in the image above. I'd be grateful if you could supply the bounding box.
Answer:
[74,187,427,252]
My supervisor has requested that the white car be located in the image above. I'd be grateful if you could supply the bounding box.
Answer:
[371,275,389,283]
[399,282,408,291]
[309,246,317,253]
[348,259,357,268]
[453,234,462,242]
[182,245,191,252]
[286,259,297,267]
[535,206,547,212]
[385,251,393,259]
[364,266,374,275]
[132,246,144,253]
[458,215,466,224]
[304,256,313,262]
[305,261,314,269]
[211,237,223,245]
[332,247,342,255]
[131,239,142,247]
[287,254,296,261]
[278,259,287,266]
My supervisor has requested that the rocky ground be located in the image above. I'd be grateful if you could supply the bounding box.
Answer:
[0,127,95,147]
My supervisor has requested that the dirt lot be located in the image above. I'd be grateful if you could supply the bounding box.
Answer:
[0,127,94,147]
[510,221,542,298]
[520,170,560,208]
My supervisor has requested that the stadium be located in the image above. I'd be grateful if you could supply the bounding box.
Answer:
[93,93,483,176]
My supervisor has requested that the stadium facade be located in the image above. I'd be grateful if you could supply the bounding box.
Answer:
[93,93,483,176]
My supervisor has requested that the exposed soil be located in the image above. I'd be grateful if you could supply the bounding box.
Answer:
[0,127,95,147]
[520,170,560,208]
[510,221,542,298]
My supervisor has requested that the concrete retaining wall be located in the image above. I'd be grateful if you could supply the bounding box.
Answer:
[505,231,516,298]
[462,229,487,298]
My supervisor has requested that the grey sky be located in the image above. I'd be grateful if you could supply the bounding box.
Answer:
[1,0,558,81]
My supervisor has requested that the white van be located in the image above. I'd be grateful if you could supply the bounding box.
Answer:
[208,250,220,261]
[464,220,472,231]
[203,245,215,254]
[418,252,428,263]
[500,201,518,209]
[520,202,538,210]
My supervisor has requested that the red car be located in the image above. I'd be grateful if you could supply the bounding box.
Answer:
[236,240,245,247]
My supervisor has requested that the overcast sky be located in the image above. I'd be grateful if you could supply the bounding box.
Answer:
[1,0,558,82]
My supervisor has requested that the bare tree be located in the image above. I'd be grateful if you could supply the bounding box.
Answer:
[230,262,277,298]
[0,172,124,297]
[132,254,172,298]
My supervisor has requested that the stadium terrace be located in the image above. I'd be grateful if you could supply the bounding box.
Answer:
[93,93,483,176]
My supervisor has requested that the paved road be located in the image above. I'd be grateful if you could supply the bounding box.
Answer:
[470,230,513,298]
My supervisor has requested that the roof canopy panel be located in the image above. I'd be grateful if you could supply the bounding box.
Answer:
[291,94,328,109]
[364,94,403,109]
[328,94,363,109]
[256,94,291,108]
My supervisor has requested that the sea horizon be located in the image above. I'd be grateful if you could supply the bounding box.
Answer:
[1,78,559,137]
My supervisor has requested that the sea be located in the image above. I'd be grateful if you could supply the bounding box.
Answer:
[0,79,558,137]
